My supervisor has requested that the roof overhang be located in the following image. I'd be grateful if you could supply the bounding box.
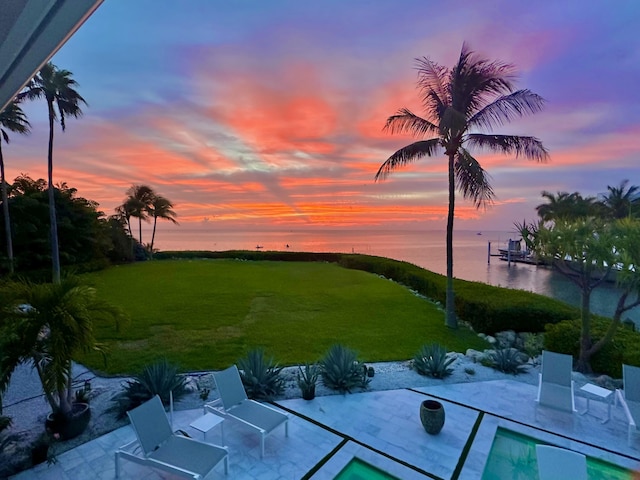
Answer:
[0,0,104,111]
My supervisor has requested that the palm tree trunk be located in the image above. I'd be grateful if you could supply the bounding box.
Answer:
[150,216,157,256]
[138,217,143,245]
[445,153,457,328]
[0,146,14,274]
[47,102,61,284]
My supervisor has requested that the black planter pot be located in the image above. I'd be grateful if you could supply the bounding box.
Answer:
[45,403,91,440]
[301,385,316,401]
[420,400,445,435]
[31,443,49,465]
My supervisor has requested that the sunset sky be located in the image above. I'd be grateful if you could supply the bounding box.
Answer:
[5,0,640,235]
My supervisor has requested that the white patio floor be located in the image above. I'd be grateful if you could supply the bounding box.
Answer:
[10,380,640,479]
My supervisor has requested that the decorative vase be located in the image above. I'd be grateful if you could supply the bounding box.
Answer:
[420,400,445,434]
[45,403,91,440]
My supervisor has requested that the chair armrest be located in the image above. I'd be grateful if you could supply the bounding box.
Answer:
[617,389,636,428]
[204,398,226,416]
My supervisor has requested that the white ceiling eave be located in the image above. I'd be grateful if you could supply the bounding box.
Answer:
[0,0,103,111]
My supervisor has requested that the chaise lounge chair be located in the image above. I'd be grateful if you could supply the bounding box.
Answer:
[536,445,587,480]
[616,364,640,446]
[115,395,228,479]
[206,364,288,458]
[536,350,576,416]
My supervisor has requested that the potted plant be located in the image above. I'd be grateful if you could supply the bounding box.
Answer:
[0,277,125,440]
[297,363,319,400]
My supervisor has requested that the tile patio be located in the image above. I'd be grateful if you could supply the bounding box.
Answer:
[10,380,640,479]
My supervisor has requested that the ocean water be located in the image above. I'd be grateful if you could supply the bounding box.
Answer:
[153,227,639,326]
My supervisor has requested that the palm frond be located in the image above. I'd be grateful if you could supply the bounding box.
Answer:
[468,90,546,131]
[454,148,495,209]
[449,43,517,117]
[0,102,31,141]
[383,109,438,137]
[466,133,549,161]
[375,139,440,181]
[415,57,450,117]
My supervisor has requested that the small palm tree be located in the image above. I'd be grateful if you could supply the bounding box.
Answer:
[0,277,125,419]
[601,180,640,219]
[19,62,86,284]
[376,43,548,328]
[148,195,178,254]
[0,101,30,274]
[123,184,155,244]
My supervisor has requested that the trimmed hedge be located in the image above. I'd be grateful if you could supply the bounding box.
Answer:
[155,250,579,335]
[545,319,640,377]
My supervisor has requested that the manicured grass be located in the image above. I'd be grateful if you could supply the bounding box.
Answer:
[80,259,488,375]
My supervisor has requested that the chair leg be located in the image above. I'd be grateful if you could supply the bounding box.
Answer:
[261,434,265,458]
[115,452,120,478]
[224,455,229,475]
[285,420,289,437]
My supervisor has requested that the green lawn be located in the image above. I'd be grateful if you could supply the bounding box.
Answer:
[81,259,488,374]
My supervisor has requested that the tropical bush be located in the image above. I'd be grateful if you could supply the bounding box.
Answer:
[0,276,124,419]
[110,358,187,418]
[522,332,545,359]
[319,344,370,393]
[489,348,528,375]
[413,343,455,378]
[237,348,284,400]
[544,318,640,378]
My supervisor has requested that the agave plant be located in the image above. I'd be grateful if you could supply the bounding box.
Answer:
[237,348,284,400]
[319,344,370,393]
[110,358,188,418]
[297,363,319,400]
[490,348,528,375]
[413,343,455,378]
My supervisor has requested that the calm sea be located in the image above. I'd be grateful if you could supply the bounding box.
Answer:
[154,227,639,326]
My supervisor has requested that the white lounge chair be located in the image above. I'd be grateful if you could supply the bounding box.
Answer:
[616,364,640,446]
[206,364,288,458]
[536,350,576,415]
[536,444,587,480]
[115,395,228,479]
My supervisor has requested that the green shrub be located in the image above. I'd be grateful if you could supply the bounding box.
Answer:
[521,332,544,359]
[237,348,284,400]
[413,343,455,378]
[489,348,528,375]
[110,358,187,418]
[337,254,577,335]
[319,344,369,393]
[543,318,640,377]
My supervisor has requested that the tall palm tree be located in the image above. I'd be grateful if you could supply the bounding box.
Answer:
[148,195,178,253]
[0,101,30,274]
[19,63,86,283]
[123,184,155,244]
[600,180,640,219]
[376,43,548,328]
